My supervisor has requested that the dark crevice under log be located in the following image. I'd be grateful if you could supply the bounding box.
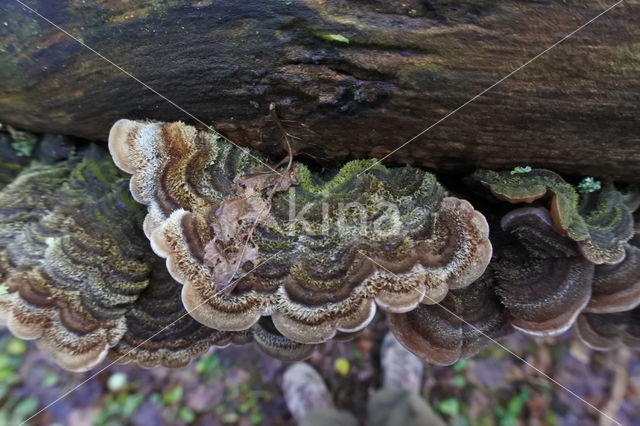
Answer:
[0,0,639,181]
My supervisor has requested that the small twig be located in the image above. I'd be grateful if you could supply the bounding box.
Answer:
[242,105,296,244]
[224,103,297,289]
[270,102,294,171]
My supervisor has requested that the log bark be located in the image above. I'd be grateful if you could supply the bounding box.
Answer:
[0,0,639,181]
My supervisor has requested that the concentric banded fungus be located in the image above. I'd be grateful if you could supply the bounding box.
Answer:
[106,259,240,369]
[387,274,512,365]
[108,261,314,367]
[586,242,640,313]
[575,308,640,351]
[0,149,149,371]
[109,120,492,344]
[494,208,593,336]
[249,317,316,362]
[474,169,638,264]
[0,146,314,370]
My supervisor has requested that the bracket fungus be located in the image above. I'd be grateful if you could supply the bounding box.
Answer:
[108,264,315,368]
[474,169,638,264]
[586,242,640,314]
[388,273,513,365]
[0,149,149,370]
[493,207,594,336]
[571,227,640,351]
[488,207,640,339]
[1,123,638,370]
[575,308,640,351]
[108,120,492,344]
[0,145,312,371]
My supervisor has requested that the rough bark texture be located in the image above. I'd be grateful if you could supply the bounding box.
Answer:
[0,0,639,181]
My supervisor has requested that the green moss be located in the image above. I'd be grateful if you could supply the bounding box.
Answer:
[279,159,440,237]
[296,159,380,195]
[607,44,640,74]
[474,168,567,206]
[510,166,532,175]
[396,62,445,89]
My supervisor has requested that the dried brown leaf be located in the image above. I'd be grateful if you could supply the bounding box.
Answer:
[204,165,299,293]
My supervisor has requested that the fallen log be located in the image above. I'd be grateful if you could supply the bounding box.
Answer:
[0,0,639,180]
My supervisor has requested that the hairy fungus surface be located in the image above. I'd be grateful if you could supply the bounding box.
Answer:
[108,265,314,367]
[493,207,594,336]
[586,242,640,314]
[489,207,640,345]
[388,274,513,365]
[0,144,313,370]
[474,169,638,264]
[105,259,239,369]
[0,148,149,371]
[109,260,314,368]
[109,120,492,344]
[2,123,637,369]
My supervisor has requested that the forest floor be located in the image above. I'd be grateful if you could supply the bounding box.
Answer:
[1,317,639,426]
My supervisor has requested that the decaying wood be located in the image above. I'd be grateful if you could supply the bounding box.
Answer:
[0,1,639,181]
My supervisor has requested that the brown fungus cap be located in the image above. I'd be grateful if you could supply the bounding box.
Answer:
[109,120,492,344]
[494,207,593,336]
[108,265,315,368]
[106,259,240,369]
[388,273,513,365]
[575,308,640,351]
[586,242,640,314]
[0,149,148,371]
[0,146,315,370]
[495,207,640,341]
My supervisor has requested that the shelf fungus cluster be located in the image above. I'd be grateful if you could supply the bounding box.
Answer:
[0,120,638,371]
[0,142,313,371]
[107,119,492,349]
[474,170,640,351]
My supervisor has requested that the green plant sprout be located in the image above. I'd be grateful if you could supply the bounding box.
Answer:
[577,177,601,193]
[510,166,532,175]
